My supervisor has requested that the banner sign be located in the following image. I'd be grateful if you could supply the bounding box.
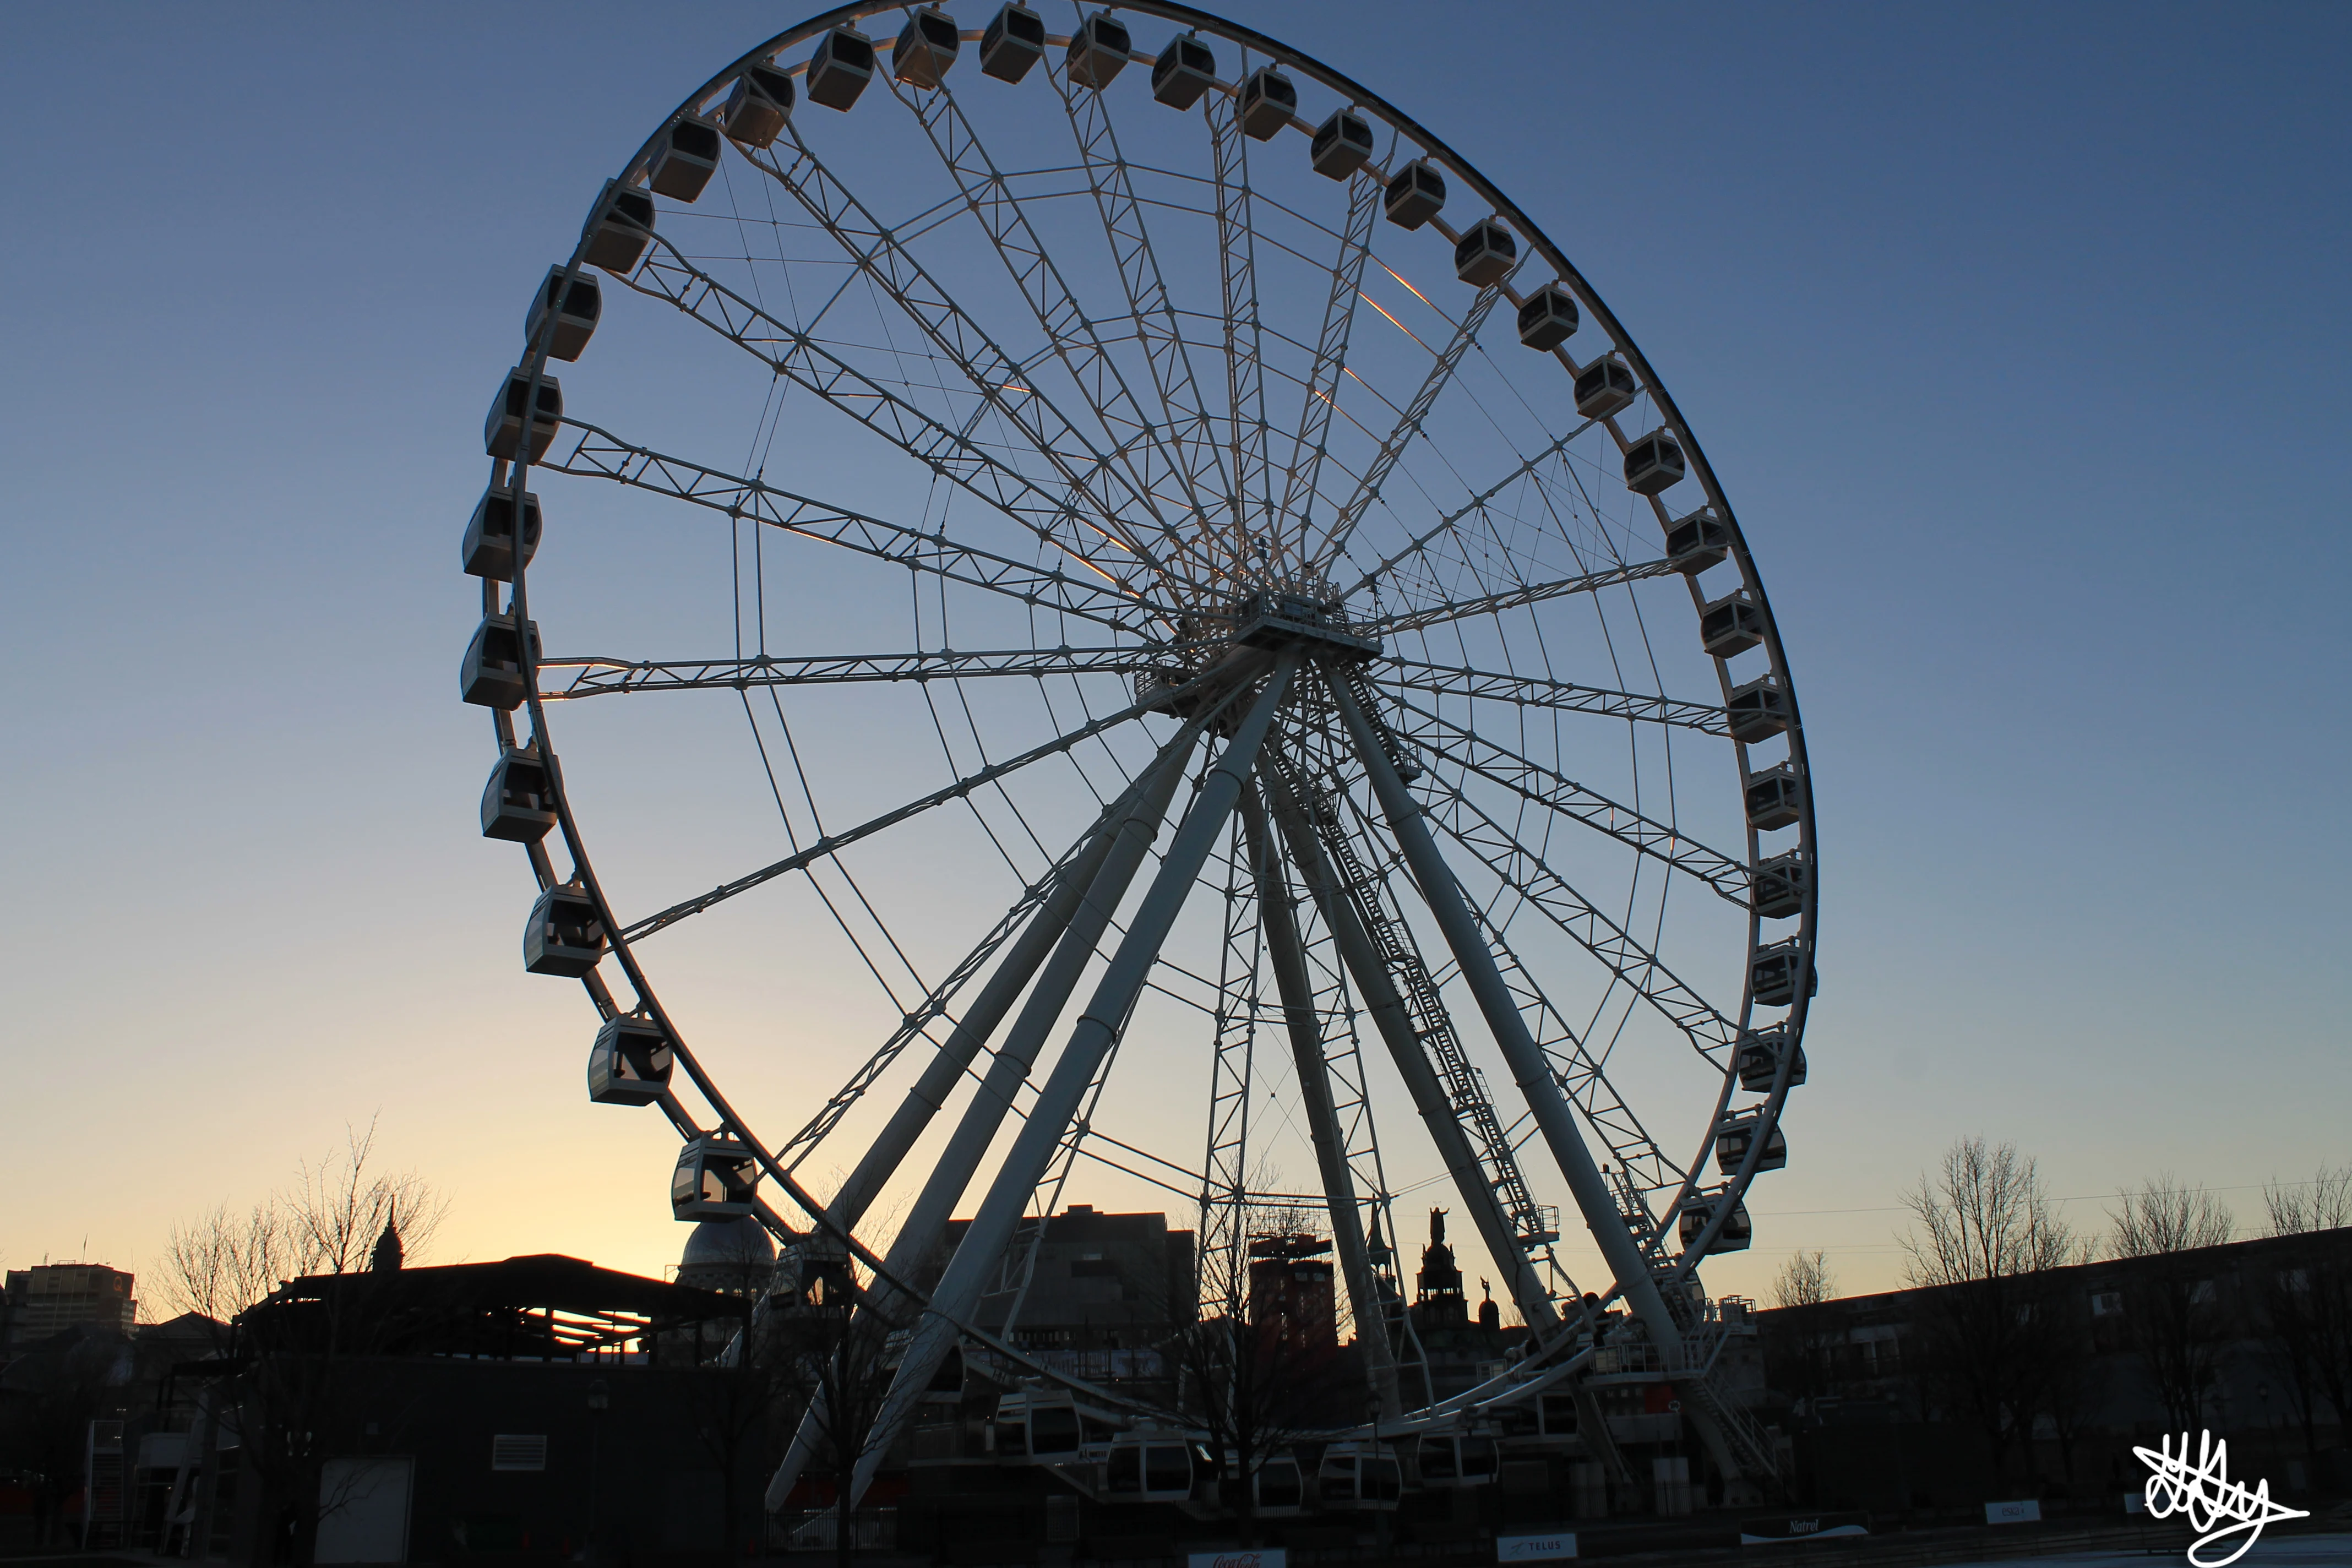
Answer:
[1985,1499,2041,1525]
[1738,1513,1869,1545]
[1495,1531,1577,1560]
[1189,1553,1286,1568]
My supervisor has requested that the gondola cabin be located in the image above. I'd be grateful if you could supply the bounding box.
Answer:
[1238,67,1296,139]
[1317,1442,1402,1510]
[1150,36,1216,109]
[894,8,961,88]
[480,745,556,843]
[581,181,655,275]
[523,883,605,977]
[807,28,876,111]
[646,118,721,202]
[484,369,563,462]
[1103,1433,1195,1502]
[671,1136,760,1219]
[1714,1110,1788,1174]
[526,267,602,362]
[1311,109,1373,178]
[1750,939,1814,1008]
[1736,1025,1806,1093]
[1699,591,1764,658]
[1725,674,1790,743]
[981,3,1046,81]
[460,611,538,711]
[1574,358,1637,420]
[1252,1455,1305,1515]
[588,1015,673,1106]
[1678,1193,1753,1253]
[1744,761,1802,831]
[1415,1434,1499,1488]
[1454,219,1517,287]
[1517,284,1579,351]
[1752,849,1806,921]
[1664,506,1729,573]
[1624,429,1686,495]
[1065,13,1131,90]
[462,482,542,582]
[1384,159,1445,228]
[723,64,794,148]
[992,1391,1107,1462]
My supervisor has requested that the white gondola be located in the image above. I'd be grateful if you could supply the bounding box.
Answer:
[1752,849,1806,921]
[1736,1025,1806,1093]
[1744,761,1802,831]
[646,118,721,202]
[980,3,1046,81]
[1454,219,1517,287]
[1310,109,1373,178]
[1678,1191,1753,1253]
[1238,66,1296,139]
[1517,284,1579,350]
[893,8,961,88]
[1724,673,1790,743]
[480,745,556,843]
[807,28,876,111]
[580,181,655,276]
[1538,1391,1580,1439]
[1252,1455,1305,1516]
[523,883,605,977]
[671,1136,759,1219]
[1750,938,1814,1008]
[588,1015,673,1106]
[462,482,542,582]
[1624,429,1686,495]
[1317,1442,1401,1510]
[1065,12,1131,90]
[1150,36,1216,109]
[1573,358,1637,420]
[991,1390,1103,1461]
[1104,1433,1195,1502]
[1384,159,1445,228]
[1699,591,1763,658]
[484,368,562,462]
[722,64,794,148]
[1415,1433,1499,1488]
[525,267,601,362]
[1714,1109,1788,1174]
[460,611,538,711]
[1664,505,1729,573]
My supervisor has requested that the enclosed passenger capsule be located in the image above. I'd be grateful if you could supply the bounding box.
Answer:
[1752,849,1806,921]
[1624,429,1686,495]
[1252,1455,1305,1515]
[723,64,795,148]
[1415,1434,1499,1488]
[981,3,1046,81]
[807,28,876,111]
[1725,673,1790,743]
[462,482,541,582]
[1454,220,1517,287]
[1744,760,1803,831]
[647,118,721,202]
[1317,1442,1401,1509]
[1384,159,1445,228]
[1238,67,1296,139]
[1750,938,1815,1008]
[484,369,563,462]
[1714,1109,1788,1174]
[1574,358,1637,420]
[523,883,605,977]
[1736,1024,1806,1093]
[581,181,655,276]
[1664,505,1729,573]
[1700,591,1765,658]
[1065,12,1131,90]
[589,1015,673,1106]
[894,8,961,88]
[1311,109,1374,178]
[1104,1433,1194,1501]
[671,1135,759,1218]
[1679,1193,1753,1253]
[1150,36,1216,109]
[480,745,556,843]
[1517,284,1580,351]
[460,611,539,710]
[991,1391,1088,1460]
[526,267,601,363]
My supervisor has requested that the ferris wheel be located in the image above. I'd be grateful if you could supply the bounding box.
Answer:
[461,0,1815,1498]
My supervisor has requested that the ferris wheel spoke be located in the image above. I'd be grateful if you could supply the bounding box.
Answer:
[1384,690,1750,901]
[1336,419,1598,601]
[1276,169,1380,559]
[1207,93,1279,575]
[1376,658,1730,737]
[543,421,1164,635]
[535,643,1190,701]
[623,239,1157,586]
[1369,553,1684,636]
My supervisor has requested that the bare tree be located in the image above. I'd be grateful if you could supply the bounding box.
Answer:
[2106,1174,2235,1432]
[1899,1137,2086,1484]
[765,1256,897,1568]
[2258,1165,2352,1463]
[1765,1253,1839,1415]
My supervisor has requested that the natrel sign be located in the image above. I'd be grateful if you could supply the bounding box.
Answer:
[1495,1531,1577,1561]
[1188,1553,1286,1568]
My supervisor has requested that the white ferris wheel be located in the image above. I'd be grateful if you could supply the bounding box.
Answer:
[461,0,1817,1500]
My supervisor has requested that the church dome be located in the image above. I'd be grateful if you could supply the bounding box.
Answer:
[678,1215,775,1288]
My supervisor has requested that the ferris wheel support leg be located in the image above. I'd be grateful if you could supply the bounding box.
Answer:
[1260,764,1558,1340]
[1238,783,1404,1420]
[848,656,1302,1506]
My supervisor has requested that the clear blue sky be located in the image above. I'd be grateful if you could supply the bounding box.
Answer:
[3,3,2345,1302]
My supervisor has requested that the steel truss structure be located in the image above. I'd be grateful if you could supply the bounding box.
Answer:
[465,0,1816,1510]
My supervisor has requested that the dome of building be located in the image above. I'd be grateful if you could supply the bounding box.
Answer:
[677,1216,776,1294]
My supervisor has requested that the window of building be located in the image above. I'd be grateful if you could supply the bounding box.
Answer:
[2091,1291,2124,1317]
[489,1435,547,1472]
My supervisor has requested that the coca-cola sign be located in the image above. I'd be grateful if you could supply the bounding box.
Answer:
[1187,1551,1286,1568]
